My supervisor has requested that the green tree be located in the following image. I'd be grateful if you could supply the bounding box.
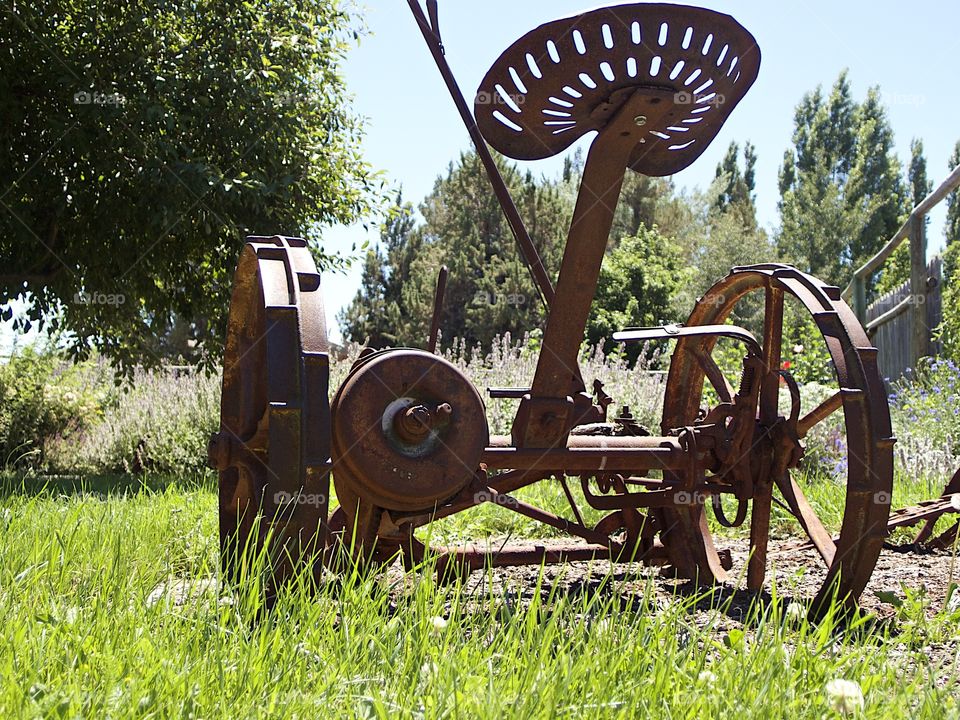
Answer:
[340,198,421,347]
[341,151,569,349]
[936,141,960,359]
[586,226,684,359]
[878,139,932,294]
[715,141,757,215]
[664,173,772,331]
[0,0,375,371]
[777,72,907,288]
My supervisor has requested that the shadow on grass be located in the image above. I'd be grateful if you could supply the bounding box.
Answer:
[0,470,216,499]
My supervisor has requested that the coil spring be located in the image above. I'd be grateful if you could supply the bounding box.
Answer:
[737,361,756,398]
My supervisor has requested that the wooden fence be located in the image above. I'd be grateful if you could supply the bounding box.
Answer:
[864,256,943,381]
[844,164,960,375]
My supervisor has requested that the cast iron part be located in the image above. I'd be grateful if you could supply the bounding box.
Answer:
[211,2,941,618]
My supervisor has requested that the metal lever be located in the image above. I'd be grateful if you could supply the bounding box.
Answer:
[426,0,442,48]
[613,324,763,358]
[428,265,448,353]
[405,0,554,310]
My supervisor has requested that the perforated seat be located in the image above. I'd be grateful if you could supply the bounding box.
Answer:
[474,3,760,176]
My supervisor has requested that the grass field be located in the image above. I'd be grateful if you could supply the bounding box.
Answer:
[1,471,958,719]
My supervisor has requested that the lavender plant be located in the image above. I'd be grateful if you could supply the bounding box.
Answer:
[20,339,960,492]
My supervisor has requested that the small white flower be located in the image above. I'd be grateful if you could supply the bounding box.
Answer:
[420,660,439,679]
[951,494,960,513]
[429,616,448,634]
[825,679,864,715]
[785,602,806,625]
[793,344,805,354]
[698,670,717,683]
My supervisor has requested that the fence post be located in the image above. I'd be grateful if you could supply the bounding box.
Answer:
[909,213,929,369]
[852,275,867,326]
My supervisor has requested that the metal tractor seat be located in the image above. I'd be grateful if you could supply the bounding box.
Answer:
[474,3,760,175]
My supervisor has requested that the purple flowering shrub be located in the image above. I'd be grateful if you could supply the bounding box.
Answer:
[889,358,960,466]
[46,367,219,475]
[25,339,960,485]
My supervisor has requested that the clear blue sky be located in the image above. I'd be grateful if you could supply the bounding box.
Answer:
[3,1,959,353]
[319,0,960,341]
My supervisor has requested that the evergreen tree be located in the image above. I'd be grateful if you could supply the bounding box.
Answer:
[777,72,907,288]
[937,141,960,359]
[878,139,932,293]
[340,152,569,349]
[715,141,756,210]
[339,196,419,346]
[714,141,758,230]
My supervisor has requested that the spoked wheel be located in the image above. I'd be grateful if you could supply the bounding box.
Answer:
[660,265,894,615]
[211,236,332,595]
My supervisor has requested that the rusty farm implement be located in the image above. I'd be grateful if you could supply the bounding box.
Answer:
[209,2,960,616]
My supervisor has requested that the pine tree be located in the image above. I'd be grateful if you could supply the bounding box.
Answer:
[777,72,907,288]
[878,139,932,293]
[339,196,420,346]
[715,141,758,229]
[937,141,960,359]
[340,152,569,349]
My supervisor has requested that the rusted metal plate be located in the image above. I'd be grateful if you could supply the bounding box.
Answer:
[331,349,489,512]
[213,236,331,591]
[475,3,760,175]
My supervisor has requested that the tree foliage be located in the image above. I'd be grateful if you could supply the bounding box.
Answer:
[586,226,684,359]
[777,72,907,288]
[0,0,375,371]
[877,139,932,294]
[936,141,960,359]
[341,147,704,357]
[714,141,757,218]
[340,152,569,349]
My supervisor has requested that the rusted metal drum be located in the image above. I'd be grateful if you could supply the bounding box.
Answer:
[331,349,488,513]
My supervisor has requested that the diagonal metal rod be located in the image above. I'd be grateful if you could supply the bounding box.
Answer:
[406,0,555,309]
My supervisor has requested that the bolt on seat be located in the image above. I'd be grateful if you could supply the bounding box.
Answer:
[474,3,760,176]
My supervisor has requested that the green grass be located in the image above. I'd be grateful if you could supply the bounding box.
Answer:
[0,472,958,718]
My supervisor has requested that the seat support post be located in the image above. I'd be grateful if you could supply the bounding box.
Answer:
[512,89,681,448]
